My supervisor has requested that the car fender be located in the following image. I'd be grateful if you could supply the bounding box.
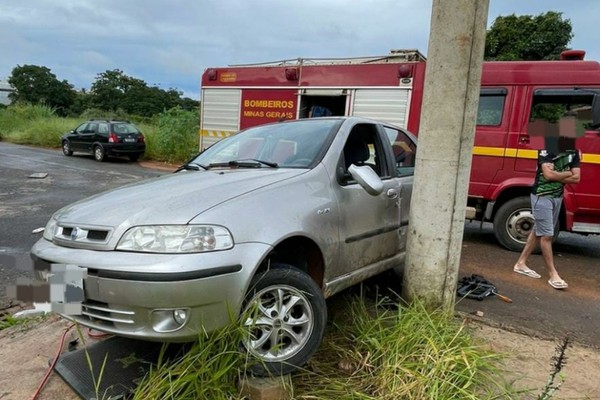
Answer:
[190,165,339,273]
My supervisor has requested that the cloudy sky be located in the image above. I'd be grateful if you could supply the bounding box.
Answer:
[1,0,598,100]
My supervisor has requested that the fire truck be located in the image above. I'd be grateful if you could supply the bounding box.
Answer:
[200,49,600,251]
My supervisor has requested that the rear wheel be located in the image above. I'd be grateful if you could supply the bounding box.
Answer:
[93,145,106,162]
[129,154,140,162]
[62,140,73,156]
[242,263,326,376]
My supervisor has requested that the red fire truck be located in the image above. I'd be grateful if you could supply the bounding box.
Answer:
[200,49,600,251]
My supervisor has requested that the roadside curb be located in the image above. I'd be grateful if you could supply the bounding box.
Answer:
[138,160,178,172]
[457,310,600,351]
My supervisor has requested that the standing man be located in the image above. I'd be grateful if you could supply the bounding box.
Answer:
[513,147,581,289]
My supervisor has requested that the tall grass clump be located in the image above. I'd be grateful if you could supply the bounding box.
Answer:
[294,295,516,400]
[0,103,77,146]
[133,320,248,400]
[0,103,54,132]
[145,107,199,163]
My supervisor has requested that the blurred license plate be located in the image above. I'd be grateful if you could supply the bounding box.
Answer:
[124,138,135,143]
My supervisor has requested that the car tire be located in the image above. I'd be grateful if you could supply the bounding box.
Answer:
[493,196,559,252]
[62,140,73,156]
[93,145,106,162]
[129,154,140,162]
[242,263,326,377]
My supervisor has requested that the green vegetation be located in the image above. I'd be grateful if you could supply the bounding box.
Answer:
[0,313,46,331]
[133,320,249,400]
[8,65,76,116]
[147,107,199,163]
[485,12,573,61]
[7,65,198,118]
[292,296,517,400]
[131,295,520,400]
[0,103,78,146]
[0,103,198,164]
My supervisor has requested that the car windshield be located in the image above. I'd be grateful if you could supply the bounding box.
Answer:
[191,119,342,168]
[112,123,140,134]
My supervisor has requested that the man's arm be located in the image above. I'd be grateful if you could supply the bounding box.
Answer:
[541,162,573,182]
[561,167,581,184]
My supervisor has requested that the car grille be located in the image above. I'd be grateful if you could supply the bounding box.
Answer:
[57,226,109,241]
[53,225,112,249]
[80,300,135,326]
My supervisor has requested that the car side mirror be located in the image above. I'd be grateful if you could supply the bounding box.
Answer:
[348,164,384,196]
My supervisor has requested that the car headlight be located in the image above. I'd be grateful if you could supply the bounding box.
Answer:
[116,225,234,253]
[43,218,58,241]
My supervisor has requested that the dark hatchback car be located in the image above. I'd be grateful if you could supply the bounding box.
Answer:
[61,119,146,162]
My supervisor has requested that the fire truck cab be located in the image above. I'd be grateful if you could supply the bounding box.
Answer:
[200,49,600,251]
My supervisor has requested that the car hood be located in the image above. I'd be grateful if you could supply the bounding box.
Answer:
[53,169,306,228]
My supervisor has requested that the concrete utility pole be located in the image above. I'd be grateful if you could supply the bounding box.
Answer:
[402,0,489,309]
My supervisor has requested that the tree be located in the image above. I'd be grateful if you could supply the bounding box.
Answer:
[90,69,146,113]
[179,96,200,111]
[8,65,76,115]
[485,12,573,61]
[90,69,193,117]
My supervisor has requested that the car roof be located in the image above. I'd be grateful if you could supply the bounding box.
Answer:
[88,119,133,123]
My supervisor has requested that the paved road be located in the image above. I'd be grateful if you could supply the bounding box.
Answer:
[1,142,599,349]
[0,142,167,298]
[456,221,600,349]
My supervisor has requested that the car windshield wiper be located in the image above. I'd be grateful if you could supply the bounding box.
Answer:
[207,159,278,169]
[175,162,208,172]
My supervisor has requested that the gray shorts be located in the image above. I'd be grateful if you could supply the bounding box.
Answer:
[531,194,562,237]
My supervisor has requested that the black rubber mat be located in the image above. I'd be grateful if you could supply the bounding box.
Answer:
[54,336,185,399]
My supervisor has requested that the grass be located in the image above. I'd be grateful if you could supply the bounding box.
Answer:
[133,321,249,400]
[131,294,518,400]
[0,313,47,332]
[0,103,76,146]
[0,103,198,164]
[292,295,517,400]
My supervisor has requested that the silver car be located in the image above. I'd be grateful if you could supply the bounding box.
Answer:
[31,116,417,375]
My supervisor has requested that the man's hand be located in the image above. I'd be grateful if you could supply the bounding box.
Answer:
[561,167,581,184]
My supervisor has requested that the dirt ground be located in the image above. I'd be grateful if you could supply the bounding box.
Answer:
[1,309,599,400]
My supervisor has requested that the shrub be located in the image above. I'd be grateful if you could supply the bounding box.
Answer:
[146,107,199,163]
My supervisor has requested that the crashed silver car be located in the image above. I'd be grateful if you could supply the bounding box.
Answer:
[31,116,417,375]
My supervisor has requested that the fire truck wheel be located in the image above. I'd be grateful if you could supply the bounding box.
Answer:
[493,196,559,252]
[241,263,327,376]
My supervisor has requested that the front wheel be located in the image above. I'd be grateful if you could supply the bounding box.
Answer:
[242,264,327,376]
[493,196,559,252]
[62,140,73,156]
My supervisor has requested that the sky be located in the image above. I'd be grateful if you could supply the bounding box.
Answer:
[1,0,598,100]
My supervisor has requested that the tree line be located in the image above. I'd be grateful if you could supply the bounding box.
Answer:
[7,67,199,117]
[4,12,573,118]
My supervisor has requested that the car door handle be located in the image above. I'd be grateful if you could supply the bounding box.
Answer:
[519,135,530,144]
[387,189,398,199]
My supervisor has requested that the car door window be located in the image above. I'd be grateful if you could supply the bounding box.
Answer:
[87,123,98,134]
[384,127,416,176]
[98,123,109,136]
[342,123,388,179]
[75,123,88,134]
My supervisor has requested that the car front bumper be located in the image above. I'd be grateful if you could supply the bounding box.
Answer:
[31,238,270,342]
